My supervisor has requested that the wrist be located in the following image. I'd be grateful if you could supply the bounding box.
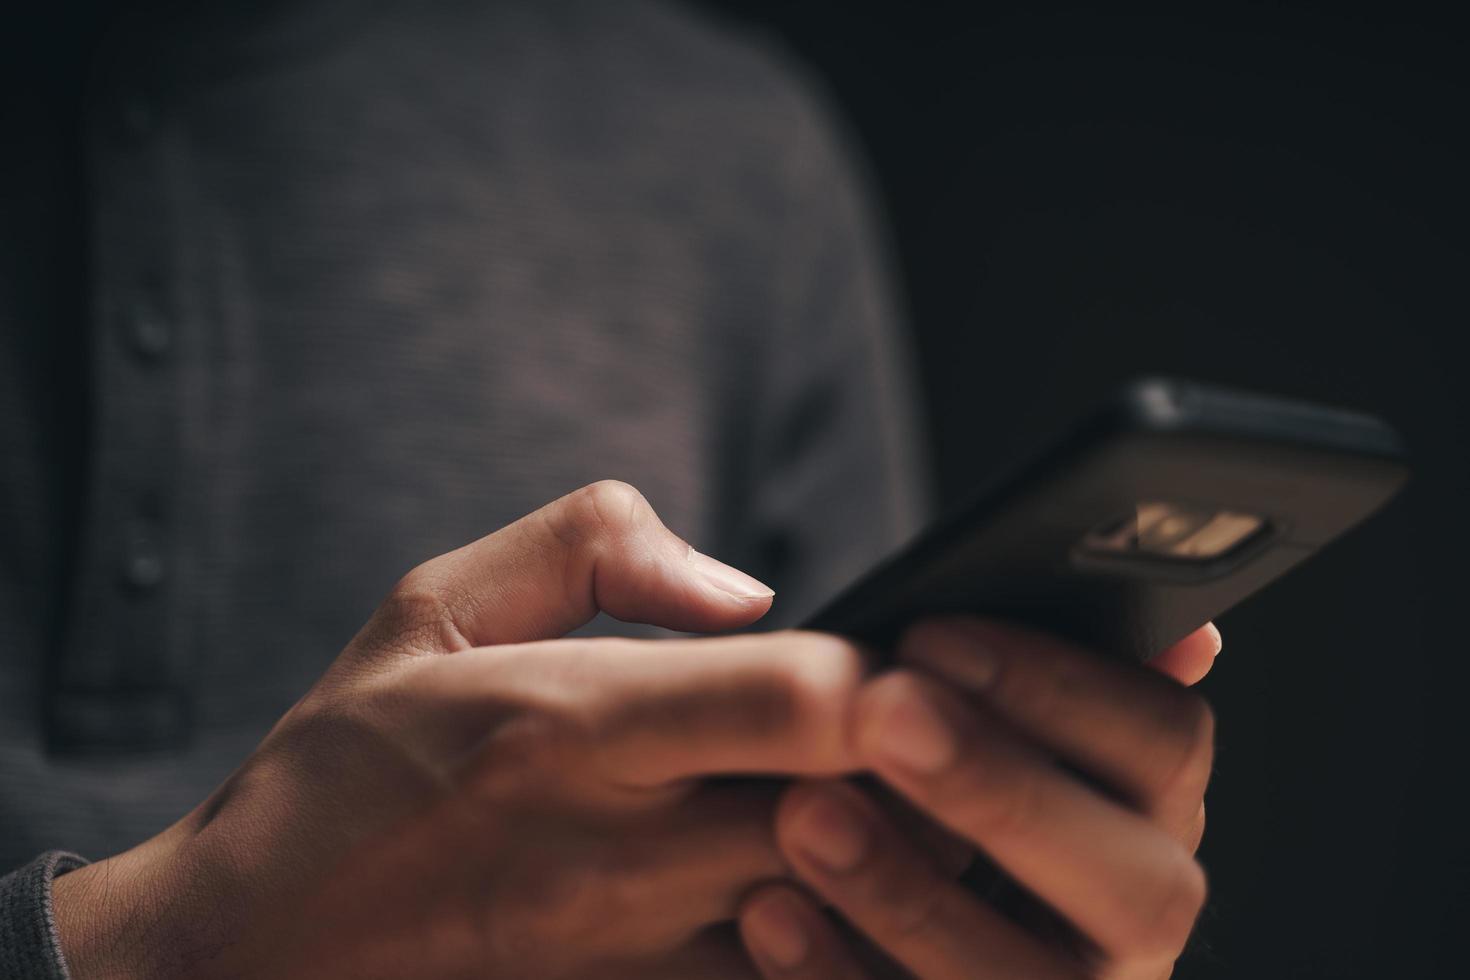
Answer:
[52,832,195,980]
[52,853,144,980]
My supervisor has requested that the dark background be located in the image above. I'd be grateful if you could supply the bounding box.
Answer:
[701,2,1467,977]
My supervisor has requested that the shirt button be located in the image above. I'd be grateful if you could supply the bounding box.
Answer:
[120,535,166,591]
[120,300,172,359]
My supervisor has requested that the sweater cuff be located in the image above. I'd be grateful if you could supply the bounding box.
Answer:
[0,851,90,980]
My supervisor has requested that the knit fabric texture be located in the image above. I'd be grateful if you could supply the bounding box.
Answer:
[0,852,88,979]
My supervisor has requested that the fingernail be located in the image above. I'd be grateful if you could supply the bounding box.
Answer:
[792,791,870,873]
[1206,622,1223,656]
[744,894,810,969]
[875,683,957,775]
[911,619,1000,691]
[687,546,775,599]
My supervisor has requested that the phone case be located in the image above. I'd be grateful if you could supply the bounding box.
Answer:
[802,378,1409,662]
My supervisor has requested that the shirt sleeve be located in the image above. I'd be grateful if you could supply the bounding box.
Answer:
[0,852,88,980]
[735,71,934,627]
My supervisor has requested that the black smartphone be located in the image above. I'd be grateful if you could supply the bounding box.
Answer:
[801,378,1409,662]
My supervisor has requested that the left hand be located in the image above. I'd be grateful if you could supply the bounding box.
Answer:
[737,617,1222,979]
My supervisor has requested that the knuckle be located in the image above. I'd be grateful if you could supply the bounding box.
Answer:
[567,480,652,543]
[1155,692,1217,803]
[386,565,438,608]
[464,649,604,777]
[475,714,588,797]
[859,669,931,727]
[521,665,605,751]
[765,631,867,731]
[1177,852,1210,917]
[374,567,461,654]
[509,698,591,758]
[1117,850,1209,961]
[780,631,867,697]
[1187,802,1208,853]
[758,628,858,696]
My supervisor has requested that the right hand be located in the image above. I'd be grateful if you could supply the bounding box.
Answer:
[52,481,869,980]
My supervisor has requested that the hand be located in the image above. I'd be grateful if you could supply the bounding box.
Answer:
[52,481,872,980]
[738,618,1221,979]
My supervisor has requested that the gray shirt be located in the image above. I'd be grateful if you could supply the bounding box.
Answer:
[0,1,928,973]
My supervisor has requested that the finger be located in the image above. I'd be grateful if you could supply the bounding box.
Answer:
[365,480,774,654]
[1185,801,1207,854]
[773,780,1083,980]
[740,882,873,979]
[855,672,1208,973]
[522,784,790,954]
[867,780,975,879]
[1147,623,1222,687]
[604,924,760,980]
[424,630,867,785]
[898,618,1215,834]
[634,785,791,943]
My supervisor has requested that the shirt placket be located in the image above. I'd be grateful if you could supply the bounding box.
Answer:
[47,79,192,754]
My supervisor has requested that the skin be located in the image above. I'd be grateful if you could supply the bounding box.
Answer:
[51,480,1220,979]
[737,620,1222,979]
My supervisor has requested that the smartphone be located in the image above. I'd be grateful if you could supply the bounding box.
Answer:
[801,378,1409,662]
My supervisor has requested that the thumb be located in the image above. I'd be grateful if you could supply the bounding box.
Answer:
[1149,623,1222,687]
[367,481,774,652]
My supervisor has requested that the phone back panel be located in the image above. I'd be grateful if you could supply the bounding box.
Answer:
[802,380,1409,662]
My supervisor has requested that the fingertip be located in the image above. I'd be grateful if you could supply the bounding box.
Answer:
[687,546,776,600]
[1149,624,1221,686]
[666,546,777,631]
[688,582,777,629]
[598,546,777,633]
[739,883,821,973]
[774,779,858,838]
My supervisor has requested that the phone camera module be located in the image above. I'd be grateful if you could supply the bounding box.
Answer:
[1083,502,1268,561]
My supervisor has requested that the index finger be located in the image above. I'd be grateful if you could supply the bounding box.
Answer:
[418,630,869,786]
